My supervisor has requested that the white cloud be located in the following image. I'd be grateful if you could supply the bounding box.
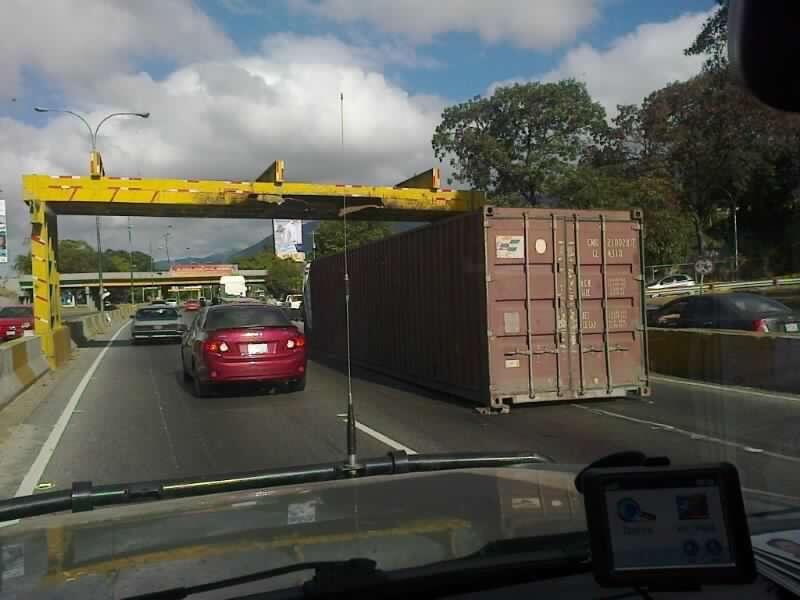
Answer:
[0,32,447,268]
[0,0,236,96]
[490,10,710,117]
[290,0,599,49]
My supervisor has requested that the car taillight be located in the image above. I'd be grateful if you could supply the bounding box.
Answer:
[21,322,31,329]
[753,319,769,333]
[204,340,230,353]
[286,336,306,349]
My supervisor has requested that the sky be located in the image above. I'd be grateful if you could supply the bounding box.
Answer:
[0,0,715,273]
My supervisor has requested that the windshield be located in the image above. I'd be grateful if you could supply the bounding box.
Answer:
[136,308,179,320]
[727,294,791,314]
[205,306,290,330]
[2,1,798,596]
[0,306,32,318]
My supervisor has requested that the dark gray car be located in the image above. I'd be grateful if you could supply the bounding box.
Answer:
[131,306,185,343]
[648,292,800,333]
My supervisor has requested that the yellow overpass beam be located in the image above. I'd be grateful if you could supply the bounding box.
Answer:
[255,159,285,183]
[23,174,485,221]
[395,167,441,190]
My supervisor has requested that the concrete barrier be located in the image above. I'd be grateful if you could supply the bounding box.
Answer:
[649,328,800,393]
[66,304,137,347]
[0,336,49,410]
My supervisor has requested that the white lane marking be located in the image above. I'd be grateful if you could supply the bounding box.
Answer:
[743,487,800,503]
[571,403,800,464]
[337,413,417,454]
[12,322,131,497]
[651,374,800,403]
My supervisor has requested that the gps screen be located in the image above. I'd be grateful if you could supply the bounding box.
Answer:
[605,478,735,571]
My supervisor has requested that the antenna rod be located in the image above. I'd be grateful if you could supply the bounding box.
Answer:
[341,91,358,470]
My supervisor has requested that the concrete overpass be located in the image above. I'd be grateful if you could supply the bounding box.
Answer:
[18,269,267,305]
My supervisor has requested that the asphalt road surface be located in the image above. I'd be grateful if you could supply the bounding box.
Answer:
[3,312,800,516]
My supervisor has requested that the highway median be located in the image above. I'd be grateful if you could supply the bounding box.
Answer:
[65,305,137,347]
[0,336,50,411]
[649,328,800,394]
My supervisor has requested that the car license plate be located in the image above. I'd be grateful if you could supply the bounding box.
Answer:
[786,323,799,332]
[248,343,270,355]
[153,325,162,330]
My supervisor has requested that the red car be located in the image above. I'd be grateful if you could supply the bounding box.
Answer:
[183,299,201,311]
[180,304,306,397]
[0,305,34,341]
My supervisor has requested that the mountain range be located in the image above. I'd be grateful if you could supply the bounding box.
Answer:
[154,221,423,269]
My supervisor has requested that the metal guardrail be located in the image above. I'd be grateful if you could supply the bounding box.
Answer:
[645,276,800,299]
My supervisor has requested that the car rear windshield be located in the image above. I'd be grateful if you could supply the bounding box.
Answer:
[0,307,32,318]
[136,308,179,320]
[205,306,290,330]
[726,295,791,314]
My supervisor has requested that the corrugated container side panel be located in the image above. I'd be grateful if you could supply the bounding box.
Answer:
[309,211,489,402]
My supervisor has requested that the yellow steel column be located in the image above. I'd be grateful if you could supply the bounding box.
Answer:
[30,199,64,367]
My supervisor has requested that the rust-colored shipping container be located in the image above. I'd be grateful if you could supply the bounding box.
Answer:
[308,206,650,412]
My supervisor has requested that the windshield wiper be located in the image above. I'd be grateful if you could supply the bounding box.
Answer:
[127,536,590,600]
[127,558,384,600]
[0,450,551,522]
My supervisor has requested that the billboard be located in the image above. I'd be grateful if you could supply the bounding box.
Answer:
[0,199,6,264]
[273,220,305,262]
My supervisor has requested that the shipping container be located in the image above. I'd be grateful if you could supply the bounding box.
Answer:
[308,206,650,413]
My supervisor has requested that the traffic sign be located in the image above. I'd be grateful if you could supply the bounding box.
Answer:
[695,259,713,275]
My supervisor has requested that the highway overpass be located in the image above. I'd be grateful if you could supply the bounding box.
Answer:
[17,269,268,304]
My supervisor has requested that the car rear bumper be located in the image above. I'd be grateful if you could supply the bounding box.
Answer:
[133,331,183,339]
[203,355,306,383]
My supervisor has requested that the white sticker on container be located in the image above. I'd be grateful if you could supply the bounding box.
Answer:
[288,501,317,525]
[503,312,520,334]
[505,359,520,369]
[535,239,547,254]
[1,544,24,580]
[496,235,524,259]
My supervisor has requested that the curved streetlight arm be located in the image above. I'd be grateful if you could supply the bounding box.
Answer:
[93,112,150,144]
[34,108,96,150]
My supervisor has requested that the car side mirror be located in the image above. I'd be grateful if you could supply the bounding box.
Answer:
[130,315,135,319]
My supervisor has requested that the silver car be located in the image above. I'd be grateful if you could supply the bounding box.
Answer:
[131,306,185,344]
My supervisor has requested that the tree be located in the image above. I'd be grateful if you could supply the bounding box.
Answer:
[13,241,154,275]
[14,254,31,274]
[432,80,608,205]
[685,0,728,72]
[547,167,694,266]
[314,221,392,258]
[239,250,304,299]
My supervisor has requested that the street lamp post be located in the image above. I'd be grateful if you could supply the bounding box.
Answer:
[128,217,134,304]
[33,107,149,320]
[733,205,740,281]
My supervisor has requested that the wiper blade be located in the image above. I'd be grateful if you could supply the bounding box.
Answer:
[0,450,550,521]
[126,558,382,600]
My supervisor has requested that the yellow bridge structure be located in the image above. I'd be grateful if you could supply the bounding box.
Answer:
[23,157,485,366]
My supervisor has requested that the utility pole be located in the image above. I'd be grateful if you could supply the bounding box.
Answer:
[96,215,105,319]
[128,217,134,304]
[162,227,172,270]
[733,205,740,281]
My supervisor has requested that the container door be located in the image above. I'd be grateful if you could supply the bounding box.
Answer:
[569,214,647,398]
[486,209,648,404]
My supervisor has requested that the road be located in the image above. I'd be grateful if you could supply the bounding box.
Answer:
[2,312,800,516]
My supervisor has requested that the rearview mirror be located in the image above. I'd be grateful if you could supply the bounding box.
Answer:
[729,0,800,112]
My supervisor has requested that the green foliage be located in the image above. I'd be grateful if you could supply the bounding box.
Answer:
[13,254,31,274]
[13,241,154,275]
[314,221,392,257]
[432,80,608,205]
[239,250,304,298]
[547,168,694,266]
[685,0,728,72]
